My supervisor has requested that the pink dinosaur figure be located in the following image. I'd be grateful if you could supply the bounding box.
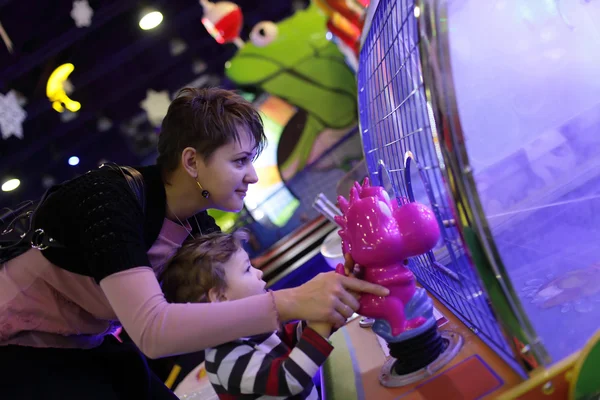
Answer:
[334,178,441,336]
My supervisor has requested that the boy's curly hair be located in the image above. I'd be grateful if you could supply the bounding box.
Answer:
[161,230,249,304]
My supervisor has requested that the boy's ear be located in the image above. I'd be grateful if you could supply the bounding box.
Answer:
[208,287,228,303]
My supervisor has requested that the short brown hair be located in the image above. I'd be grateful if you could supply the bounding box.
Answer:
[161,230,249,303]
[157,87,266,178]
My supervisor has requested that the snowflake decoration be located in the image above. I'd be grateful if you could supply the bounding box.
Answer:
[97,116,113,132]
[0,90,27,140]
[71,0,93,28]
[169,38,188,57]
[60,110,78,123]
[0,21,14,53]
[140,90,171,127]
[192,59,207,74]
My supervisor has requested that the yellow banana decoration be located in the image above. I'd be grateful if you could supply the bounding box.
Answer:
[46,63,81,113]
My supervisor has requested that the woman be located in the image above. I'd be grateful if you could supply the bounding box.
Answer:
[0,87,388,399]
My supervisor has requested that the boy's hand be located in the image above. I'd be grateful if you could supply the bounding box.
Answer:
[343,253,364,279]
[342,254,363,303]
[307,321,332,338]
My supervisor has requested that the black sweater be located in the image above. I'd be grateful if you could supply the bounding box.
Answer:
[33,165,219,283]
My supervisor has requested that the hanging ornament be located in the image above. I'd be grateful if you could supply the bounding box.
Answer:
[0,90,27,140]
[46,63,82,113]
[199,0,245,48]
[169,38,188,56]
[12,90,27,107]
[42,175,57,189]
[97,116,113,132]
[0,20,13,53]
[140,89,171,127]
[71,0,94,28]
[60,110,78,123]
[192,59,207,74]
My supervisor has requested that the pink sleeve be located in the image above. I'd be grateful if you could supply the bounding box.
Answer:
[99,266,279,359]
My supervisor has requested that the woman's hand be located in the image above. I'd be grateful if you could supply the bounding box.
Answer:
[273,270,388,328]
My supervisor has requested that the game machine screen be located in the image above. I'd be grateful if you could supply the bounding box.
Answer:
[320,1,600,399]
[243,94,300,228]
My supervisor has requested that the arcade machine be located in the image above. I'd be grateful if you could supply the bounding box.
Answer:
[242,94,299,229]
[319,0,600,399]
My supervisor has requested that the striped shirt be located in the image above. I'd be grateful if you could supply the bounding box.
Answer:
[205,321,333,400]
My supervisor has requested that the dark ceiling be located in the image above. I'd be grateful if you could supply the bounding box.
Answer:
[0,0,306,207]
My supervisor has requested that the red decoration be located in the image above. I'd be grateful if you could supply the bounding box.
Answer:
[316,0,371,57]
[200,0,244,47]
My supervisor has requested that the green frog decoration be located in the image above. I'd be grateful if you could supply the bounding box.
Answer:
[221,2,358,180]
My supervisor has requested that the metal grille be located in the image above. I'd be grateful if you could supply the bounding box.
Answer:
[357,0,517,366]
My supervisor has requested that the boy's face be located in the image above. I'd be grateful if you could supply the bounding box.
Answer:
[221,248,266,301]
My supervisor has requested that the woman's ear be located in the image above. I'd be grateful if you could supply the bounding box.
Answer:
[181,147,199,179]
[208,287,228,303]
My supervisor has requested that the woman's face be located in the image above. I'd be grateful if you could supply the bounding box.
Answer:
[197,128,259,212]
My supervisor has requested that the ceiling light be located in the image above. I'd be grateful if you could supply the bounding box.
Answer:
[68,156,80,166]
[139,11,163,30]
[2,178,20,192]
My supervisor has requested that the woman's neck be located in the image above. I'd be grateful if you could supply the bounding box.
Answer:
[164,172,210,221]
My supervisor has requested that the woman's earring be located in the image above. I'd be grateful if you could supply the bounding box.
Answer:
[196,181,210,199]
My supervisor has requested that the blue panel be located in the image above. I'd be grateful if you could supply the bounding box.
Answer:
[268,253,333,291]
[446,1,600,363]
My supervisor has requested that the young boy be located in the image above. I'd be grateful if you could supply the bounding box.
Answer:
[161,230,334,400]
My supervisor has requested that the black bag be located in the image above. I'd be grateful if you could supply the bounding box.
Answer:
[0,163,145,264]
